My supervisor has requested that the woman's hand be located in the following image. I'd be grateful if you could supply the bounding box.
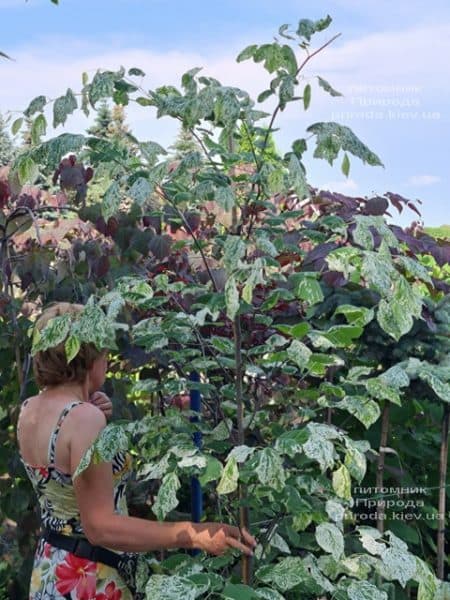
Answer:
[191,523,256,556]
[89,391,113,420]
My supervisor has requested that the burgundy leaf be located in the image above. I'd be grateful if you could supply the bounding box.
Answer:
[149,234,172,259]
[303,242,339,271]
[95,255,110,278]
[322,270,347,287]
[363,196,389,216]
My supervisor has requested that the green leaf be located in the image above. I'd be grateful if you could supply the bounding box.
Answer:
[415,558,439,600]
[333,305,374,327]
[227,445,255,464]
[65,335,81,363]
[307,121,383,167]
[287,340,312,369]
[277,322,309,339]
[237,44,258,62]
[279,75,295,109]
[223,584,259,600]
[353,217,375,249]
[28,133,86,169]
[256,557,309,591]
[217,455,239,495]
[344,441,367,483]
[366,378,401,405]
[377,276,423,341]
[152,472,180,520]
[215,185,236,211]
[315,523,344,560]
[145,574,203,600]
[325,499,345,524]
[336,396,380,428]
[341,152,350,177]
[89,70,116,106]
[275,429,309,457]
[102,181,121,220]
[288,154,308,199]
[361,251,397,294]
[215,89,240,128]
[225,276,240,320]
[302,426,335,471]
[292,138,307,158]
[258,89,274,103]
[256,588,286,600]
[12,117,23,136]
[16,155,38,185]
[317,76,342,97]
[281,45,298,76]
[117,277,154,307]
[297,15,332,41]
[332,464,351,499]
[53,88,78,128]
[31,114,47,145]
[380,545,417,587]
[307,353,344,376]
[294,275,324,305]
[358,526,386,556]
[136,96,153,107]
[254,448,286,491]
[303,84,311,110]
[24,95,47,117]
[379,364,410,389]
[395,255,433,284]
[129,67,146,77]
[138,454,170,481]
[74,424,129,478]
[128,177,152,206]
[321,325,363,347]
[140,141,167,165]
[347,581,388,600]
[412,361,450,403]
[254,44,283,73]
[32,314,71,354]
[198,456,223,486]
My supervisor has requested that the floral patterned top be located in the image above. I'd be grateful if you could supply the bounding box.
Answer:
[18,399,134,600]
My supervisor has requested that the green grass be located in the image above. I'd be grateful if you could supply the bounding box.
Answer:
[424,225,450,240]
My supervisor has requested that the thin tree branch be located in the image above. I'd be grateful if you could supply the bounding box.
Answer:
[154,187,218,292]
[437,404,449,579]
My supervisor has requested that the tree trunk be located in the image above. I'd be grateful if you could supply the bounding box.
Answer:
[233,315,251,584]
[437,403,449,580]
[376,402,390,534]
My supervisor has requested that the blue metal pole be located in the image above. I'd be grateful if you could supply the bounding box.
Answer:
[190,371,203,532]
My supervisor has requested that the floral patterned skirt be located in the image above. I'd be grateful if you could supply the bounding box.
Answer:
[29,538,133,600]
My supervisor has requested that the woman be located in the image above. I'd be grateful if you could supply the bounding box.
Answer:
[17,302,256,599]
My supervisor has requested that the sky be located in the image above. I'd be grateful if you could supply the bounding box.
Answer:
[0,0,449,227]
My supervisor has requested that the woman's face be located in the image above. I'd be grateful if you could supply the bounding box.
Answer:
[88,351,108,392]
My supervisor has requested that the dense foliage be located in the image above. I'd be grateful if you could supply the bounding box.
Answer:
[1,15,450,600]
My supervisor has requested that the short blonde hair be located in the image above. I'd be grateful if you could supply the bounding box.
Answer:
[32,302,104,388]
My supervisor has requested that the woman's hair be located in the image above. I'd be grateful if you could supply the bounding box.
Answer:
[32,302,103,388]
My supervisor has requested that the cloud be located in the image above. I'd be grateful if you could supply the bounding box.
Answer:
[1,21,448,174]
[318,178,359,194]
[408,175,442,186]
[0,41,274,147]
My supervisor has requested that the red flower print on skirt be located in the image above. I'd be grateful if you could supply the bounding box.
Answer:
[96,581,122,600]
[55,553,97,599]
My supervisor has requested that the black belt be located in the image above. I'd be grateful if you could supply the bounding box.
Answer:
[42,529,121,569]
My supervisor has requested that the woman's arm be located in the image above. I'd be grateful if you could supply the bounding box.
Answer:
[70,403,255,555]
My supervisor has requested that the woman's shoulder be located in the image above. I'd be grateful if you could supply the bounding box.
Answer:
[66,401,107,430]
